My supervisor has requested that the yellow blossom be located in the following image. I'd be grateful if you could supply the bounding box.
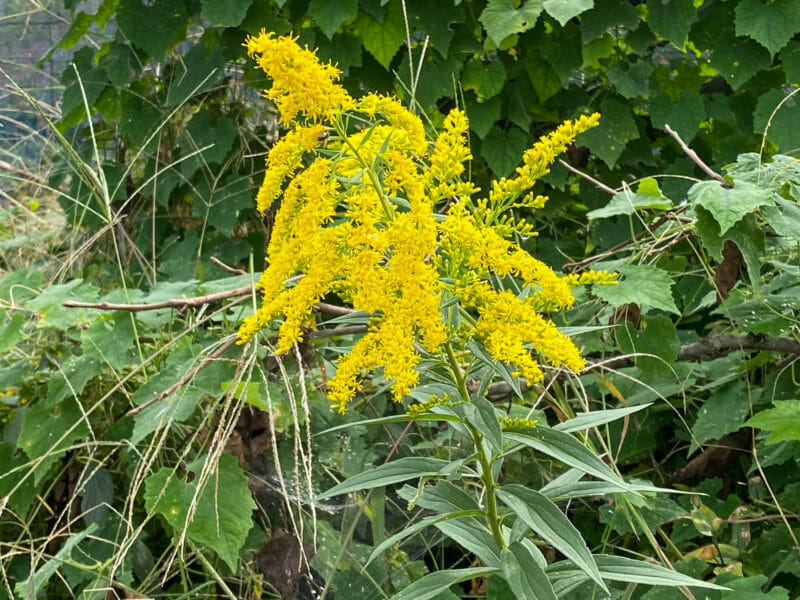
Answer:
[245,31,354,124]
[238,34,609,413]
[255,124,326,213]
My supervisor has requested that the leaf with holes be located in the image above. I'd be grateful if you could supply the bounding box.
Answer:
[480,0,544,46]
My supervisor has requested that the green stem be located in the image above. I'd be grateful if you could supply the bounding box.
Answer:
[444,342,506,549]
[189,542,237,600]
[332,117,395,219]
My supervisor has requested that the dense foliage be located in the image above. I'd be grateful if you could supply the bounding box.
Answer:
[1,0,800,599]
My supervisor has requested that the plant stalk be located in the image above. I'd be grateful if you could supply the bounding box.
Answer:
[444,342,506,549]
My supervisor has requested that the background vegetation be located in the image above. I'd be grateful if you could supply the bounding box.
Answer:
[1,0,800,598]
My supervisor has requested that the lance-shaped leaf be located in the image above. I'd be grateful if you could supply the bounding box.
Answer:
[390,567,500,600]
[497,485,607,593]
[504,427,637,493]
[318,457,455,499]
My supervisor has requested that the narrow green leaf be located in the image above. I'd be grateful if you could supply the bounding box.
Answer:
[497,485,606,592]
[547,554,729,590]
[465,396,503,454]
[366,510,486,567]
[553,404,651,433]
[504,428,636,492]
[435,519,504,567]
[315,412,459,437]
[390,568,500,600]
[501,542,558,600]
[14,525,97,598]
[319,457,455,499]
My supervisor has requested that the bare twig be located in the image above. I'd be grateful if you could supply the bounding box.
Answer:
[63,289,356,316]
[63,286,253,312]
[558,159,618,195]
[676,333,800,361]
[310,325,367,340]
[210,256,247,275]
[664,124,732,188]
[314,302,355,316]
[125,337,238,417]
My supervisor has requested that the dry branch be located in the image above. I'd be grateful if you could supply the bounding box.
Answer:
[664,124,732,188]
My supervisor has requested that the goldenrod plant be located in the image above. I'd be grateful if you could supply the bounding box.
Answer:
[239,32,726,599]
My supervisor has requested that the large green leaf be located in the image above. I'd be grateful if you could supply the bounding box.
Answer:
[579,97,638,168]
[497,485,606,591]
[318,457,455,499]
[580,0,638,43]
[501,542,557,600]
[308,0,359,39]
[616,315,681,378]
[166,45,225,107]
[543,0,593,26]
[355,2,405,69]
[646,0,696,48]
[482,125,530,177]
[144,453,256,571]
[711,30,771,90]
[650,91,706,143]
[763,197,800,241]
[480,0,543,46]
[720,575,789,599]
[390,568,500,600]
[587,191,672,220]
[689,180,774,235]
[201,0,253,27]
[593,264,680,315]
[753,88,800,153]
[466,94,502,139]
[690,380,751,453]
[462,57,507,101]
[117,0,187,60]
[735,0,800,55]
[0,313,25,353]
[744,401,800,445]
[605,59,654,99]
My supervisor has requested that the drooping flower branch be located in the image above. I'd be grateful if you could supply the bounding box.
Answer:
[239,31,615,412]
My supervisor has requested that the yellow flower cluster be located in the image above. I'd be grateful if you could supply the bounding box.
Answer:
[239,33,614,412]
[245,31,355,124]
